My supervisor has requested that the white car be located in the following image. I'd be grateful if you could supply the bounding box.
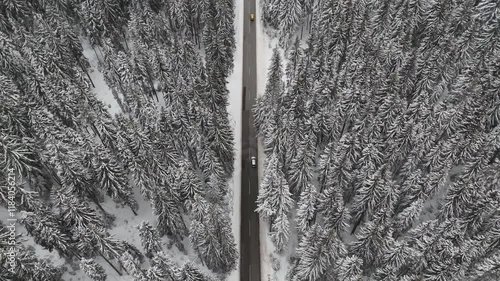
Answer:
[251,156,257,167]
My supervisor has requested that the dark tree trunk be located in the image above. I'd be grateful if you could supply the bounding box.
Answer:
[145,69,159,102]
[74,54,95,88]
[130,206,138,216]
[350,211,365,235]
[91,44,102,64]
[122,31,129,51]
[101,254,122,276]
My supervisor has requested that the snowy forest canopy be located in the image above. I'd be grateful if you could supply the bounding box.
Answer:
[255,0,500,280]
[0,0,238,280]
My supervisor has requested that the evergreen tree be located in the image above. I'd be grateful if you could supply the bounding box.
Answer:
[148,251,178,281]
[137,221,163,259]
[93,147,138,215]
[254,48,284,136]
[152,189,187,243]
[287,132,315,197]
[81,258,107,281]
[52,189,106,231]
[179,262,214,281]
[292,224,347,281]
[337,255,364,281]
[257,0,500,278]
[190,195,238,273]
[120,252,146,280]
[20,211,77,258]
[296,182,317,233]
[256,153,293,224]
[77,228,125,275]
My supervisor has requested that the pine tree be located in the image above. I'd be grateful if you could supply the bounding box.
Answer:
[93,147,138,215]
[254,48,284,136]
[173,159,203,203]
[52,189,106,231]
[256,153,293,224]
[77,228,125,275]
[278,0,305,44]
[270,209,291,253]
[152,189,187,243]
[287,132,315,197]
[350,164,388,234]
[179,262,213,281]
[3,247,63,281]
[81,258,107,281]
[337,255,364,281]
[292,223,347,281]
[190,195,238,273]
[137,221,163,259]
[120,252,146,280]
[148,251,179,281]
[296,182,317,233]
[20,211,77,258]
[121,241,145,264]
[349,209,393,269]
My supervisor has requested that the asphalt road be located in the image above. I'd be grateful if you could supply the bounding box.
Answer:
[240,0,261,280]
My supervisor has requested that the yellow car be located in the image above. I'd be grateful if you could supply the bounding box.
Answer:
[250,13,255,21]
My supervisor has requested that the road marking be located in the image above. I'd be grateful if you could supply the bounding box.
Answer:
[249,265,252,281]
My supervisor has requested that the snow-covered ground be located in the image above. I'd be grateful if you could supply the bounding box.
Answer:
[81,39,122,117]
[226,0,244,279]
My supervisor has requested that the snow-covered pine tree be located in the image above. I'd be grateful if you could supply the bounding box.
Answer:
[179,262,215,281]
[93,147,138,215]
[295,182,317,233]
[190,195,237,273]
[256,153,293,223]
[121,241,145,264]
[81,258,107,281]
[208,112,235,178]
[137,221,163,259]
[1,221,62,280]
[77,228,125,275]
[0,134,49,192]
[52,189,106,231]
[152,188,187,245]
[148,251,179,281]
[194,134,226,183]
[349,209,394,270]
[287,132,316,197]
[292,223,347,281]
[79,0,128,46]
[173,159,203,204]
[350,164,388,234]
[20,211,77,258]
[120,251,146,280]
[254,48,284,137]
[336,255,364,281]
[278,0,305,45]
[30,110,105,207]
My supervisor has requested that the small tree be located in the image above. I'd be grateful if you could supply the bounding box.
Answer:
[20,211,77,258]
[81,258,107,281]
[179,262,212,281]
[137,221,163,258]
[119,252,146,280]
[148,251,179,281]
[94,149,138,215]
[337,256,364,281]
